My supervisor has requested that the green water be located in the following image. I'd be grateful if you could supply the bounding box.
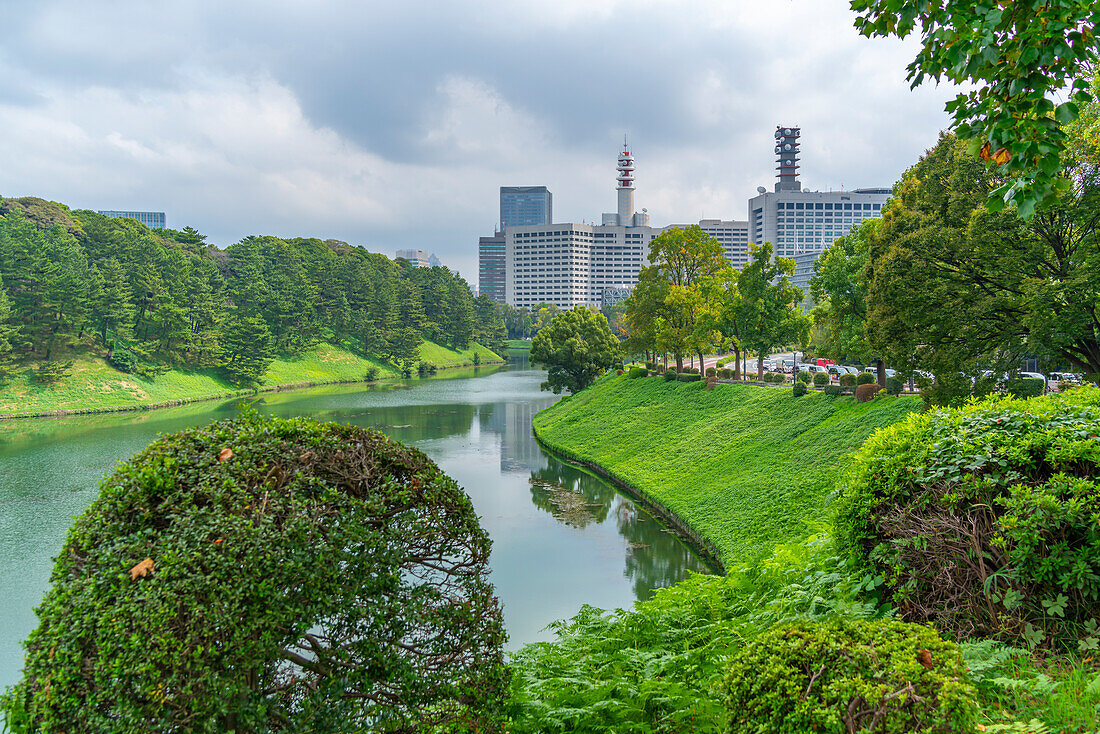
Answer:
[0,354,708,690]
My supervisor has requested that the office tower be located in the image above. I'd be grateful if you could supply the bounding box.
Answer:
[500,186,552,228]
[479,232,506,304]
[97,210,166,229]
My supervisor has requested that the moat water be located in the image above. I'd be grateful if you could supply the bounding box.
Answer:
[0,351,709,689]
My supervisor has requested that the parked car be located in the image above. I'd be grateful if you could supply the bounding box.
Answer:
[1019,371,1048,383]
[1051,372,1082,384]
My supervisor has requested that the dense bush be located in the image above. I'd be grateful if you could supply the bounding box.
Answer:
[627,366,648,378]
[918,372,985,408]
[1006,377,1045,398]
[706,366,717,377]
[683,366,699,374]
[835,388,1100,645]
[363,365,380,381]
[1,412,508,732]
[886,376,902,395]
[824,384,844,397]
[645,361,657,371]
[725,619,978,733]
[855,383,880,402]
[677,373,702,382]
[798,370,812,384]
[665,368,678,382]
[773,372,787,384]
[716,360,725,368]
[107,349,138,374]
[417,361,438,377]
[813,371,830,387]
[718,368,733,379]
[793,382,808,397]
[857,371,877,385]
[839,373,857,387]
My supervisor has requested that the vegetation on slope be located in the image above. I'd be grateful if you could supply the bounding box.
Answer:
[532,374,918,567]
[0,339,499,416]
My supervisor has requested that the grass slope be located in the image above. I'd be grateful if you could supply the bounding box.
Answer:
[0,340,501,416]
[507,339,532,350]
[532,374,919,567]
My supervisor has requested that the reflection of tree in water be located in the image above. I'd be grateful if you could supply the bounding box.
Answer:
[342,404,477,444]
[617,502,712,602]
[528,460,615,526]
[528,457,711,599]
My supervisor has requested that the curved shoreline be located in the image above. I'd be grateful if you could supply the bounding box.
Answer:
[532,424,726,575]
[0,360,505,422]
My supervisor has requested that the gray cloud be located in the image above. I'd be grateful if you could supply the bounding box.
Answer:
[0,0,961,285]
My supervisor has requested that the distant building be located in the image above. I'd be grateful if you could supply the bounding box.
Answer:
[97,210,166,229]
[395,249,434,268]
[747,126,891,260]
[601,286,633,310]
[500,186,552,228]
[504,140,664,309]
[666,218,751,269]
[479,232,506,304]
[790,249,822,310]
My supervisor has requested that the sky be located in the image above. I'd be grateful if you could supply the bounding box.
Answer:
[0,0,961,285]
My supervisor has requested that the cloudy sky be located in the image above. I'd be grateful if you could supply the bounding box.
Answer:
[0,0,960,284]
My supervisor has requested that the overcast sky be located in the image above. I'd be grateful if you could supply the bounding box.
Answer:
[0,0,960,285]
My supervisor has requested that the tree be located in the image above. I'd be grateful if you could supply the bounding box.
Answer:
[809,220,889,382]
[738,243,811,379]
[220,315,275,386]
[0,277,18,376]
[1,413,508,732]
[865,130,1100,382]
[851,0,1098,216]
[530,307,622,394]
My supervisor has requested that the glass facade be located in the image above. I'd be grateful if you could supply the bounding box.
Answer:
[500,187,552,228]
[96,210,166,229]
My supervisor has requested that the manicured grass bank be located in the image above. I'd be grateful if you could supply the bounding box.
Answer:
[532,374,919,568]
[0,341,502,417]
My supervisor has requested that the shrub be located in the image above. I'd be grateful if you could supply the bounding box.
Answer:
[718,368,733,379]
[886,376,902,395]
[472,352,482,365]
[824,384,844,396]
[773,372,787,384]
[676,373,702,382]
[917,372,974,408]
[706,366,717,377]
[798,370,812,384]
[684,366,699,374]
[1006,377,1045,398]
[834,388,1100,644]
[627,366,648,379]
[716,360,725,368]
[0,412,508,732]
[793,382,808,397]
[417,361,438,377]
[839,373,857,387]
[857,371,877,385]
[644,361,657,371]
[665,368,677,382]
[813,371,830,387]
[32,359,75,385]
[616,369,624,375]
[363,365,380,382]
[107,349,138,374]
[725,619,978,733]
[855,383,879,402]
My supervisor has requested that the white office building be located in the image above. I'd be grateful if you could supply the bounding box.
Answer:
[747,127,891,259]
[505,140,664,309]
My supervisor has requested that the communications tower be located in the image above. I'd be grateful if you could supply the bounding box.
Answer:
[774,126,801,192]
[617,137,635,224]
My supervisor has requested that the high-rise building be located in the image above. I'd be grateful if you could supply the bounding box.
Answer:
[505,140,662,309]
[500,186,552,228]
[747,126,892,259]
[395,249,434,268]
[479,232,506,304]
[97,210,166,229]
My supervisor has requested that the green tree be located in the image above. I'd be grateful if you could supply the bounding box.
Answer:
[530,307,622,394]
[851,0,1098,216]
[220,315,275,386]
[0,277,18,376]
[738,243,811,379]
[865,130,1100,382]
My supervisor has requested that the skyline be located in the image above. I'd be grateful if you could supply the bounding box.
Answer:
[0,0,962,284]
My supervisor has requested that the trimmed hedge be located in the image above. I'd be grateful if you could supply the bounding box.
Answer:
[886,376,902,395]
[855,383,880,402]
[839,373,857,387]
[792,382,808,397]
[857,371,877,385]
[664,368,677,382]
[813,372,830,387]
[627,366,648,378]
[706,366,717,378]
[797,370,812,384]
[725,619,977,733]
[677,373,702,382]
[644,361,657,371]
[835,388,1100,644]
[824,384,844,396]
[718,368,733,379]
[1,412,508,732]
[1006,376,1045,398]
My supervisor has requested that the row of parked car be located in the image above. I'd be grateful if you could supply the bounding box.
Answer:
[768,359,1087,387]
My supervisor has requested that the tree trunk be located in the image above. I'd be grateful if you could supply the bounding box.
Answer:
[675,354,683,372]
[732,346,741,380]
[757,356,764,380]
[876,359,886,387]
[699,351,705,375]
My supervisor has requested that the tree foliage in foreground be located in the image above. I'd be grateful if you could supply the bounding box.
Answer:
[2,412,508,732]
[530,307,622,394]
[851,0,1098,217]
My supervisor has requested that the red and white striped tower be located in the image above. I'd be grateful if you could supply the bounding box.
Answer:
[616,136,635,225]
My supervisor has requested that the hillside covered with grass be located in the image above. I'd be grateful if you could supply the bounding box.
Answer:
[0,339,500,416]
[532,374,919,568]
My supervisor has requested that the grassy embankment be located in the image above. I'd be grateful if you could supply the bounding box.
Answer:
[0,340,501,417]
[532,373,919,569]
[507,339,532,349]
